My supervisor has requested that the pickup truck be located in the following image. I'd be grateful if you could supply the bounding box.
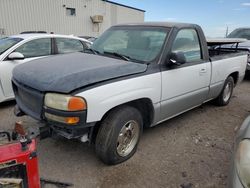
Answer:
[12,22,247,165]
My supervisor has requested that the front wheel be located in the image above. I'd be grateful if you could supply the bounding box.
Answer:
[95,106,143,165]
[214,76,234,106]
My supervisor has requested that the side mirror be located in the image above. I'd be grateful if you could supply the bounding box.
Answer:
[8,52,25,60]
[168,52,186,66]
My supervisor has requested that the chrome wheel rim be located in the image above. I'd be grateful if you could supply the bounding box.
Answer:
[223,82,232,102]
[116,120,140,157]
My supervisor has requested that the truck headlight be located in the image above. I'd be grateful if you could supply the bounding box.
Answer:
[44,93,87,125]
[236,139,250,188]
[44,93,87,111]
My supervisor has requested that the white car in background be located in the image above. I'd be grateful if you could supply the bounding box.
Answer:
[0,34,91,103]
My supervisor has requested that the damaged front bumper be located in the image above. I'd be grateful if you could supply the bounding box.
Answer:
[14,105,95,141]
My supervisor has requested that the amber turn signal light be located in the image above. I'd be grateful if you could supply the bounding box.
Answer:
[65,117,80,124]
[68,97,87,111]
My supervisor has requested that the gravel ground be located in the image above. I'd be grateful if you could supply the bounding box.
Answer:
[0,80,250,188]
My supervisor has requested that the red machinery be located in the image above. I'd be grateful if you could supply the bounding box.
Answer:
[0,134,40,188]
[0,123,73,188]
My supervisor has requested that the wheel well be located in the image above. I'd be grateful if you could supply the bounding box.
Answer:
[229,72,239,85]
[126,98,154,128]
[90,98,154,143]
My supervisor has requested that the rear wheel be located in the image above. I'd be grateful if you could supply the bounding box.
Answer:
[95,106,143,165]
[214,76,234,106]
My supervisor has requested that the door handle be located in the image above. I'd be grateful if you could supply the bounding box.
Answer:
[200,68,207,73]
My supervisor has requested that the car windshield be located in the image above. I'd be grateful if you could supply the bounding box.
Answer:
[227,29,250,40]
[91,26,169,63]
[0,37,23,55]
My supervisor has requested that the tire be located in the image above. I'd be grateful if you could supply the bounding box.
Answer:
[214,76,234,106]
[245,70,250,80]
[95,105,143,165]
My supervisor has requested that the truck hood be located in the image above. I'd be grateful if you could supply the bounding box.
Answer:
[12,52,147,93]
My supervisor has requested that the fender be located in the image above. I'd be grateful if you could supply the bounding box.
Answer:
[76,72,162,123]
[211,55,247,85]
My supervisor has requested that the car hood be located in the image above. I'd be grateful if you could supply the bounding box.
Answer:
[12,52,147,93]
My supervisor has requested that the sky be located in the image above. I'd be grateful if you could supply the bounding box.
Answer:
[112,0,250,37]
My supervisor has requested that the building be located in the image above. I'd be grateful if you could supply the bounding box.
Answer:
[0,0,145,37]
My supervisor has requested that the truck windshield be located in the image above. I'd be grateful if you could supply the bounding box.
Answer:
[227,29,250,40]
[0,37,23,55]
[91,26,169,63]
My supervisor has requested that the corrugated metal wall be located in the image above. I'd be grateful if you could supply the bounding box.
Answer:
[0,0,144,37]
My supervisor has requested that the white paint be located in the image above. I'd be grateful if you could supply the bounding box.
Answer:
[211,55,247,84]
[76,73,162,123]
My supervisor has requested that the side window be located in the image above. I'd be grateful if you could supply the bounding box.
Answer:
[56,38,85,54]
[172,29,202,62]
[15,38,51,58]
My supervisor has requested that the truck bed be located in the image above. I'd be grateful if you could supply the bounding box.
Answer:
[207,38,248,61]
[209,49,247,61]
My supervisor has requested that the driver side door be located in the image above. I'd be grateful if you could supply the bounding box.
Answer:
[0,38,52,98]
[160,28,211,121]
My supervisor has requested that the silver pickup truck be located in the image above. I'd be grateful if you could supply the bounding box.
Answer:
[12,22,247,164]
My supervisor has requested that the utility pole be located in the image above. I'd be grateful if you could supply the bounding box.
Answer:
[225,26,229,37]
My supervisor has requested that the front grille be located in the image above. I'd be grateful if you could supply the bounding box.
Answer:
[12,80,44,120]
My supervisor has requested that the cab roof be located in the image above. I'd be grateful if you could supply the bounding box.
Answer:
[114,22,199,29]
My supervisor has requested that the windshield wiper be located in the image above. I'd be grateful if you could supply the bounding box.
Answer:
[84,48,100,55]
[103,51,131,61]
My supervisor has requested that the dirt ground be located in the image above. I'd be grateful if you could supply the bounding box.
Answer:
[0,80,250,188]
